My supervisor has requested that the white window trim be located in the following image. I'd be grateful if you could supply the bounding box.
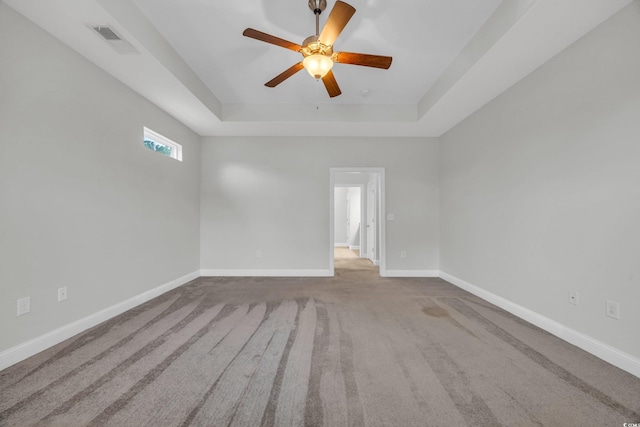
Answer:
[143,127,183,161]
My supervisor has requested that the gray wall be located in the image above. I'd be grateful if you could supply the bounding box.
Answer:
[200,137,439,273]
[440,2,640,358]
[0,4,201,352]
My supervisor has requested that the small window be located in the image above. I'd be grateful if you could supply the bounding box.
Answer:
[143,127,182,161]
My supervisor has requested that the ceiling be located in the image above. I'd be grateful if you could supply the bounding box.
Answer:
[132,0,502,106]
[4,0,633,137]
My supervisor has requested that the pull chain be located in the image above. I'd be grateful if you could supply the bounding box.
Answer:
[316,78,320,110]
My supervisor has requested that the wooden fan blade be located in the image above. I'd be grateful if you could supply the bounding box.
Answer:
[321,70,342,98]
[335,51,392,69]
[319,1,356,46]
[265,62,305,87]
[243,28,302,52]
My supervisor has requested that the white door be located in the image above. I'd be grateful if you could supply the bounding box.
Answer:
[366,180,376,263]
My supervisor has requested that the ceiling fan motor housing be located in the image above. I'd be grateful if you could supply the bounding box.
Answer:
[301,35,333,57]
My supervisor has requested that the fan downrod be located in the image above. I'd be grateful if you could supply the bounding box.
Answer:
[308,0,327,35]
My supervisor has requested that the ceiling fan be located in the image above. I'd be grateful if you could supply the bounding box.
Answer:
[242,0,392,98]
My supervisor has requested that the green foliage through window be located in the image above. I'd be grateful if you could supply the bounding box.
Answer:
[144,138,172,157]
[143,127,182,161]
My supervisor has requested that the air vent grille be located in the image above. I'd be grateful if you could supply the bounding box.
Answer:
[93,26,121,41]
[88,25,139,55]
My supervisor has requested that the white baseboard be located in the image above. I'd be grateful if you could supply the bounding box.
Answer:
[200,269,333,277]
[0,270,200,372]
[439,271,640,379]
[385,269,440,277]
[348,245,361,250]
[334,243,348,247]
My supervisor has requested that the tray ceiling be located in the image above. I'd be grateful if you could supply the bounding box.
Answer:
[4,0,633,137]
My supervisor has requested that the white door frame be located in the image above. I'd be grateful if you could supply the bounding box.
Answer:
[329,167,386,276]
[366,178,377,265]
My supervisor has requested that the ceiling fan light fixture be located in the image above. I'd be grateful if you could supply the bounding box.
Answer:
[303,53,334,79]
[243,1,391,97]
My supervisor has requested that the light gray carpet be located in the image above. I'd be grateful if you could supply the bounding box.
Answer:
[1,260,639,426]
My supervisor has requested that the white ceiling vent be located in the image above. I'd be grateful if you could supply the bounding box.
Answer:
[89,25,139,54]
[93,26,120,40]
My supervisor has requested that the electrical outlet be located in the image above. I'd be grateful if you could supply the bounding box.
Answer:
[256,250,262,258]
[605,300,620,319]
[17,297,31,316]
[400,251,407,258]
[569,291,579,305]
[58,287,68,302]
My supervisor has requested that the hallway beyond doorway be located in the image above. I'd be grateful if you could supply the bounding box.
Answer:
[334,247,359,259]
[334,246,378,273]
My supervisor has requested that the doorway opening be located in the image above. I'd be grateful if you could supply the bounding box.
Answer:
[333,185,363,264]
[330,168,385,276]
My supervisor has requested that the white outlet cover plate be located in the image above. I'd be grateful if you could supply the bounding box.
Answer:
[17,297,31,316]
[605,300,620,319]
